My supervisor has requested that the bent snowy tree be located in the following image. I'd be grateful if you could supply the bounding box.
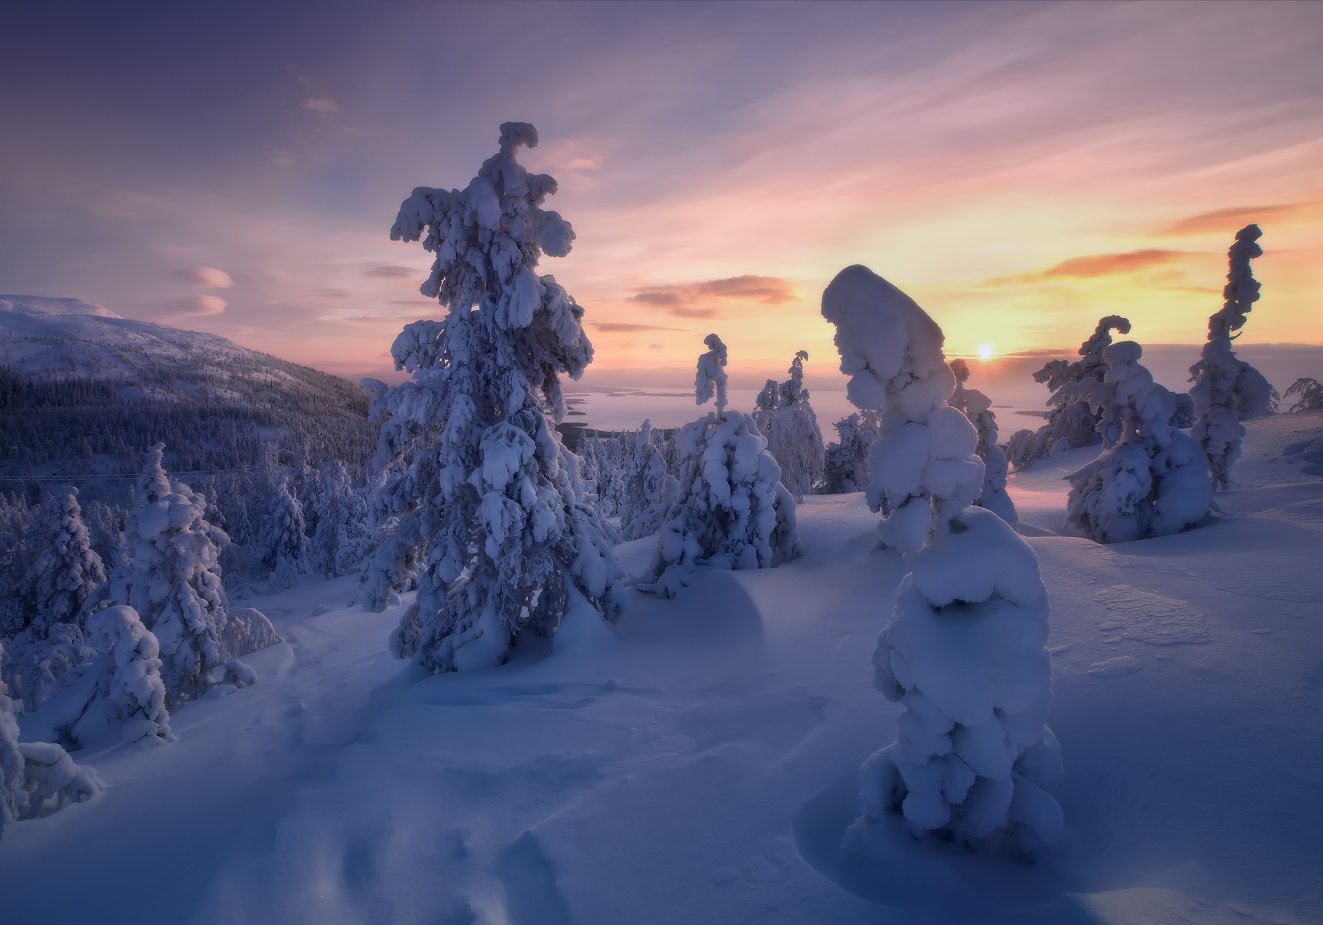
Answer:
[1190,224,1274,490]
[822,265,1063,857]
[378,123,622,672]
[639,334,800,597]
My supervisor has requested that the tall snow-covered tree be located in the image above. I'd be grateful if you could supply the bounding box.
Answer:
[116,444,272,706]
[822,265,1063,857]
[1189,224,1274,490]
[754,350,826,502]
[639,335,800,597]
[949,360,1017,524]
[309,460,368,578]
[262,476,309,590]
[0,643,23,837]
[378,122,622,673]
[618,420,678,541]
[1006,315,1132,470]
[14,488,106,638]
[1068,341,1212,542]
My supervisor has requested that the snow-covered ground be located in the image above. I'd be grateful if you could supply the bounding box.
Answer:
[3,415,1321,924]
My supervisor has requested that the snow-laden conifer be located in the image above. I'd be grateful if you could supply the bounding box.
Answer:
[117,444,273,706]
[309,460,368,578]
[949,360,1017,524]
[819,411,880,494]
[1284,378,1323,413]
[755,350,826,502]
[0,624,94,714]
[262,476,308,590]
[618,420,678,541]
[14,488,105,638]
[65,605,172,750]
[822,265,1062,857]
[1067,341,1212,542]
[1006,316,1132,469]
[378,122,622,672]
[1189,224,1274,490]
[0,645,23,837]
[639,335,800,597]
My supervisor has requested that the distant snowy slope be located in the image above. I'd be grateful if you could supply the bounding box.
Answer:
[0,294,373,476]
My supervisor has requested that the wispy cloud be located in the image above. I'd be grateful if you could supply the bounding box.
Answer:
[174,266,234,288]
[302,95,339,114]
[1154,201,1323,236]
[161,294,228,320]
[363,263,416,279]
[592,321,685,333]
[1043,249,1196,279]
[626,275,795,317]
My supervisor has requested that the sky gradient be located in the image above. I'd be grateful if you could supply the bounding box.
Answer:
[2,1,1321,387]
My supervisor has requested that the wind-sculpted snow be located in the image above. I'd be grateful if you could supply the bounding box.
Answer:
[1067,342,1212,543]
[1190,224,1274,490]
[375,123,622,672]
[639,336,799,596]
[823,264,1062,857]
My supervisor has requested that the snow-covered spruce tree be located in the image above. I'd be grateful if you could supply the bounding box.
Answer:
[261,476,309,590]
[1189,224,1274,490]
[757,350,826,502]
[310,460,368,578]
[0,642,23,837]
[639,334,800,597]
[949,360,1018,524]
[380,122,622,673]
[118,444,273,706]
[64,605,172,750]
[822,265,1062,857]
[14,487,106,638]
[818,410,881,494]
[618,420,678,541]
[1067,341,1212,543]
[1006,315,1132,470]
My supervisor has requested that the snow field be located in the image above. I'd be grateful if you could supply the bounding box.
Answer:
[0,415,1320,923]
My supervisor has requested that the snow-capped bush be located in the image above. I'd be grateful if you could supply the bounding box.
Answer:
[618,420,678,541]
[1067,341,1212,543]
[639,335,800,597]
[1190,224,1275,490]
[116,444,268,706]
[1006,315,1131,470]
[1,646,102,840]
[12,488,106,639]
[753,350,826,502]
[0,623,94,714]
[379,122,623,673]
[64,605,172,750]
[1284,377,1323,413]
[949,360,1017,524]
[818,411,880,494]
[822,264,1062,857]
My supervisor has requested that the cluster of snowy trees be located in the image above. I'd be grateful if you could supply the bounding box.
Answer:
[0,444,288,837]
[751,350,826,501]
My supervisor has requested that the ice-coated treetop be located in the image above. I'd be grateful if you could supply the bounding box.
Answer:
[1210,224,1263,341]
[696,333,729,416]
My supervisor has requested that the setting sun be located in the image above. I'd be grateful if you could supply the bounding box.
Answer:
[977,343,996,361]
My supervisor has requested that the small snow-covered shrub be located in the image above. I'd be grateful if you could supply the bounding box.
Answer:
[639,335,800,597]
[1006,316,1132,470]
[1190,224,1274,490]
[0,623,95,714]
[1067,342,1212,543]
[823,264,1062,857]
[65,605,172,750]
[949,359,1017,524]
[379,122,622,673]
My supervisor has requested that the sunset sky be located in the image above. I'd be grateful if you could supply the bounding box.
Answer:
[2,1,1320,386]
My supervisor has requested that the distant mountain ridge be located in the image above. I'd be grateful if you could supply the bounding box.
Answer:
[0,294,373,481]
